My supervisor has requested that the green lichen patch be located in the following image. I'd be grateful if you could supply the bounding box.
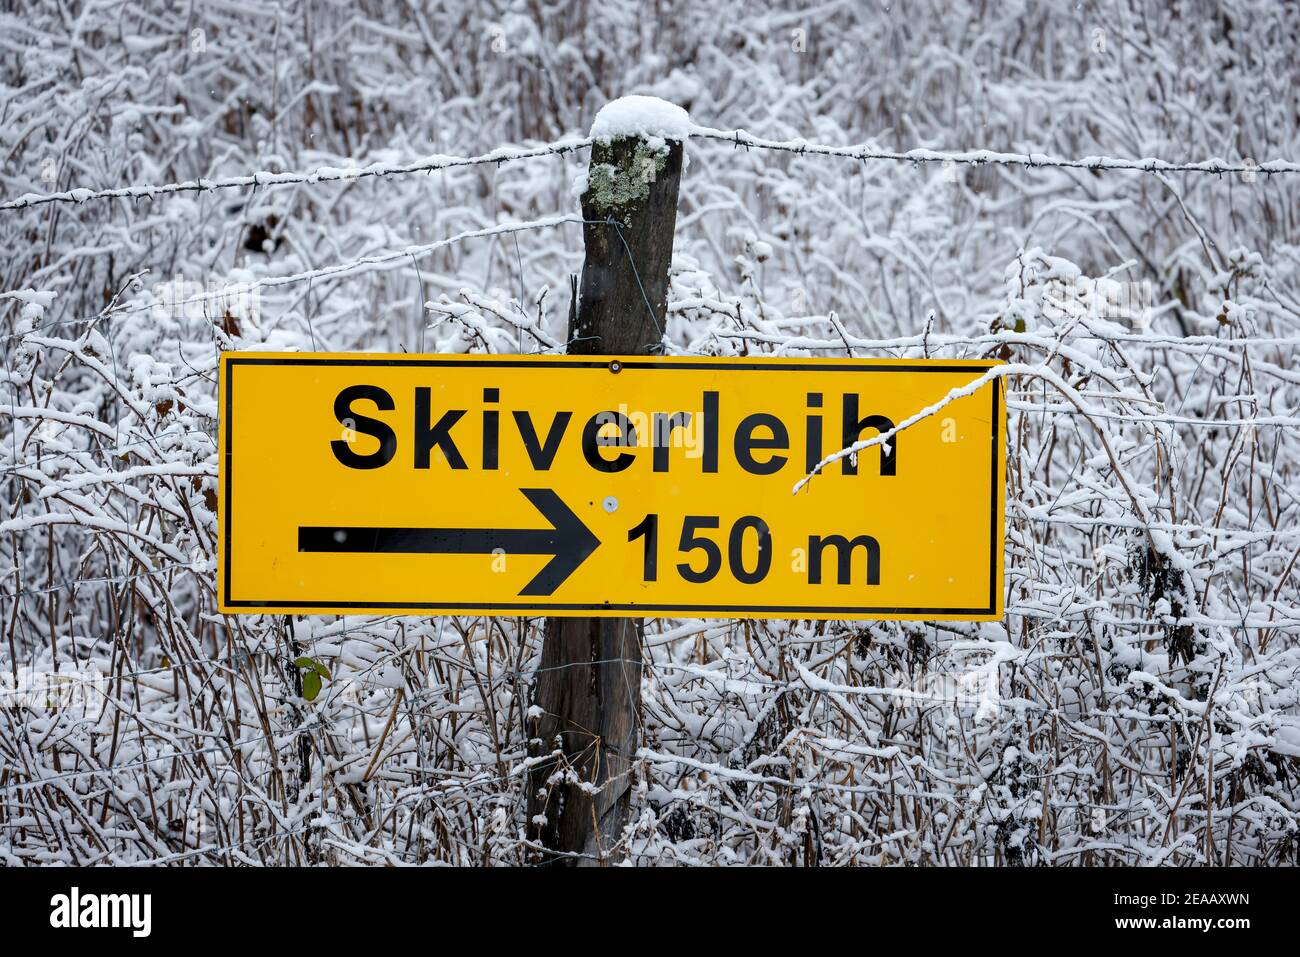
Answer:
[584,138,669,214]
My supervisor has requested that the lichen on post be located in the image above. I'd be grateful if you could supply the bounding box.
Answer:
[568,97,688,357]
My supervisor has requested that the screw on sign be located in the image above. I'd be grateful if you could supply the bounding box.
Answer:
[218,353,1004,620]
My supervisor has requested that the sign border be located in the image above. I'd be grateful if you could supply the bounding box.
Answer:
[219,354,1005,620]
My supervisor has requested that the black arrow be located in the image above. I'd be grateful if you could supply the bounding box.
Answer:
[297,488,600,597]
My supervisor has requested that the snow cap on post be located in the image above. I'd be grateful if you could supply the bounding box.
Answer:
[590,95,692,143]
[582,97,690,216]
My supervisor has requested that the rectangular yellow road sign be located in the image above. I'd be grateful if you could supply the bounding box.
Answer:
[219,354,1004,620]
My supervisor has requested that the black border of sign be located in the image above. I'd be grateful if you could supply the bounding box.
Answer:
[222,356,1003,616]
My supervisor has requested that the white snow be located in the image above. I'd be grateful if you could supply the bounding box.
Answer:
[590,95,692,142]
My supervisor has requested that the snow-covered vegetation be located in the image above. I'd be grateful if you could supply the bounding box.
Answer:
[1,0,1298,865]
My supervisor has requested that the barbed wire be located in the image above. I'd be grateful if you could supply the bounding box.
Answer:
[6,124,1298,217]
[0,214,589,345]
[708,326,1300,352]
[0,139,594,212]
[689,126,1300,176]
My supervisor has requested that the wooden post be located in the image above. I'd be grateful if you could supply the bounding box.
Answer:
[527,131,683,864]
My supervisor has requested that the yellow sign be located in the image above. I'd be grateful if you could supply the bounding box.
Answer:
[218,354,1004,620]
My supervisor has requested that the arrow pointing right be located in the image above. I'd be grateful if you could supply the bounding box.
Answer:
[297,487,602,596]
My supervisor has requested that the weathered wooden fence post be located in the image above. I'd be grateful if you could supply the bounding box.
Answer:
[527,115,684,864]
